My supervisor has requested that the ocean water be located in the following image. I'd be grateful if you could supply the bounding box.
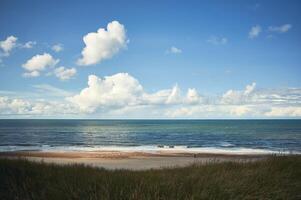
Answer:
[0,119,300,154]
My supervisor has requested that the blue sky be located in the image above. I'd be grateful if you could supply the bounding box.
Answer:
[0,0,300,118]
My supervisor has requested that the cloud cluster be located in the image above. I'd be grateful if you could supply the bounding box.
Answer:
[0,36,37,58]
[65,73,301,118]
[0,19,299,118]
[68,73,204,113]
[77,21,127,66]
[0,96,78,116]
[1,72,301,118]
[22,53,59,77]
[249,24,292,39]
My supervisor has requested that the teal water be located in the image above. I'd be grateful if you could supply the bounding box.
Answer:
[0,119,300,154]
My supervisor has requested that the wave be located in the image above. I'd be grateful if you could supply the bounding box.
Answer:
[0,145,300,155]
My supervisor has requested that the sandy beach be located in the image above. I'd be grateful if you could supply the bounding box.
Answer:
[0,151,268,170]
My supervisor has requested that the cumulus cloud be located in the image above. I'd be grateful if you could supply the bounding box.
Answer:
[221,82,256,104]
[249,25,261,39]
[207,36,228,45]
[166,46,182,54]
[268,24,292,33]
[69,73,143,112]
[68,73,193,113]
[54,67,76,80]
[77,21,127,66]
[0,36,18,56]
[186,88,202,104]
[22,53,59,77]
[52,44,63,52]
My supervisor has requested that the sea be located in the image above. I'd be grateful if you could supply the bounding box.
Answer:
[0,119,300,154]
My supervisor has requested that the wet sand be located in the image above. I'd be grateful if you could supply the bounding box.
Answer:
[0,151,269,170]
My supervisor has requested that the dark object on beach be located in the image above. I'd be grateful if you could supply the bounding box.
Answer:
[157,145,164,148]
[169,145,174,148]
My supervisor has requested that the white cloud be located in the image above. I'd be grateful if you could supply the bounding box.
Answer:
[230,106,252,116]
[68,73,143,112]
[23,71,40,78]
[22,41,36,49]
[77,21,127,66]
[1,71,301,118]
[141,89,173,105]
[265,107,301,117]
[249,25,261,39]
[186,88,202,104]
[52,44,63,52]
[244,82,256,95]
[68,73,191,113]
[167,46,182,54]
[207,36,228,45]
[0,96,78,116]
[22,53,59,77]
[68,74,301,118]
[166,85,181,104]
[54,67,77,81]
[221,82,256,104]
[0,36,18,56]
[268,24,292,33]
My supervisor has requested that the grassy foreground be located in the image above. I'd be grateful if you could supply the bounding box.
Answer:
[0,156,300,200]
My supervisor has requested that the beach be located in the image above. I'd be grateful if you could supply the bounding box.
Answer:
[1,154,300,199]
[0,150,268,170]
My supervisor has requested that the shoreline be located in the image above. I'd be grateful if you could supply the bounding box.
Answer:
[0,150,272,170]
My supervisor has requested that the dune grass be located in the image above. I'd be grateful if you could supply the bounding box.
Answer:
[0,156,300,200]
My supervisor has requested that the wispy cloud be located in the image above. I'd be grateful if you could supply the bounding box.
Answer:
[249,25,262,39]
[52,44,63,52]
[32,84,73,97]
[166,46,182,54]
[268,24,292,33]
[22,41,36,49]
[207,36,228,45]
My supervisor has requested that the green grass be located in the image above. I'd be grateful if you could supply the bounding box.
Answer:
[0,156,301,200]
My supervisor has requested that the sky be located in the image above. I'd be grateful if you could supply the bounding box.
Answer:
[0,0,300,118]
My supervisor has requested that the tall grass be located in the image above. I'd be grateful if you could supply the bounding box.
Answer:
[0,156,300,199]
